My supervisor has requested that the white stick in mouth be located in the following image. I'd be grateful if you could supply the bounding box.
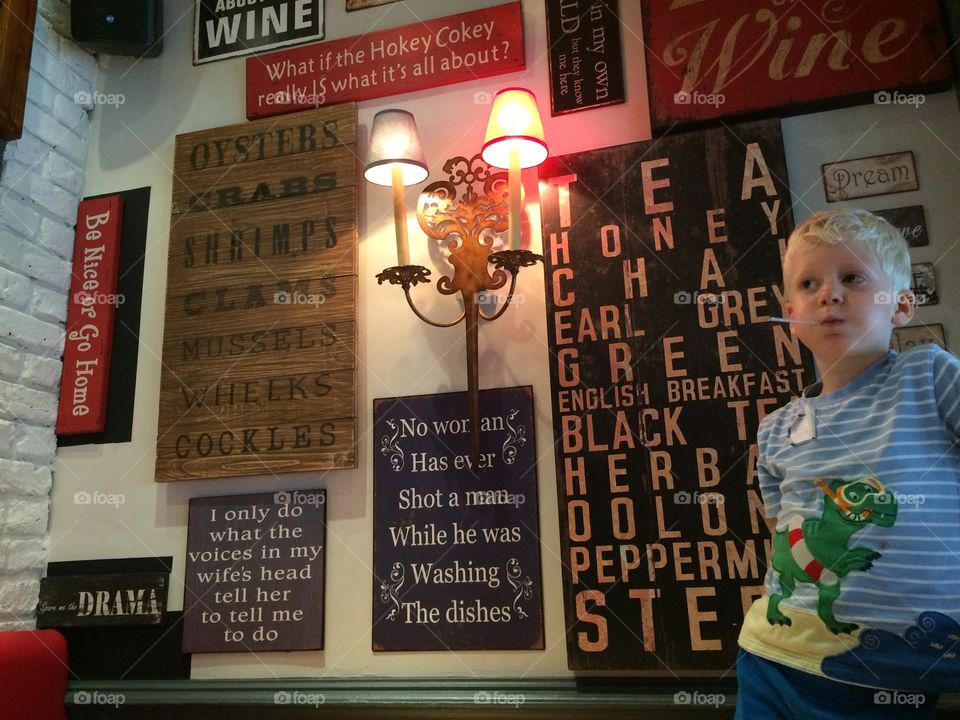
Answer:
[769,317,818,325]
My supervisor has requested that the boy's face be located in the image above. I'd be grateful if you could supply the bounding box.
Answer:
[784,239,914,374]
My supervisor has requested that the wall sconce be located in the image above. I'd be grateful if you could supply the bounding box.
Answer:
[368,88,547,467]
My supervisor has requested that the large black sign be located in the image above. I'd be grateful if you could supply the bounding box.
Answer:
[539,119,814,671]
[373,386,543,651]
[194,0,324,64]
[545,0,625,115]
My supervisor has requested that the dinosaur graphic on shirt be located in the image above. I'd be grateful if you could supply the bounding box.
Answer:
[767,477,898,635]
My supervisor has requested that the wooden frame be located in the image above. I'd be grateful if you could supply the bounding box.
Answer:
[893,323,948,353]
[0,0,38,141]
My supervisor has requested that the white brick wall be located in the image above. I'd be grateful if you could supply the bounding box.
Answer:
[0,0,97,629]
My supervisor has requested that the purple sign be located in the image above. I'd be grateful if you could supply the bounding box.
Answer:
[373,386,544,651]
[182,489,326,653]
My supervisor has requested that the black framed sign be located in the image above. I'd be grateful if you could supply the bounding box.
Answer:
[194,0,324,64]
[545,0,625,115]
[538,118,815,672]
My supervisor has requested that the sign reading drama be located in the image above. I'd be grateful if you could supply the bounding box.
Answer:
[642,0,953,130]
[182,490,327,653]
[246,2,523,119]
[194,0,324,65]
[373,387,544,651]
[538,119,815,672]
[37,573,166,628]
[545,0,625,115]
[57,196,124,435]
[155,104,358,481]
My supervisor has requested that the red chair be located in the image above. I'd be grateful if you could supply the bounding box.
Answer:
[0,629,68,720]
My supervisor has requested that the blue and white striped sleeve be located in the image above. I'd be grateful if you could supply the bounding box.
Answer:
[756,417,783,520]
[932,345,960,445]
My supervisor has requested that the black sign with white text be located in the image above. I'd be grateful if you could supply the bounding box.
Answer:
[545,0,625,115]
[194,0,324,64]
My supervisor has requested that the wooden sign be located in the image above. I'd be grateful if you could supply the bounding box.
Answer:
[155,104,358,481]
[823,151,918,202]
[56,196,125,436]
[0,0,37,140]
[538,119,815,672]
[37,573,166,628]
[373,387,544,651]
[182,490,327,653]
[893,324,948,353]
[194,0,324,64]
[545,0,625,115]
[246,2,524,119]
[642,0,953,130]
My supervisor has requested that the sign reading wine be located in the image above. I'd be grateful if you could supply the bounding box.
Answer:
[373,386,543,651]
[642,0,953,130]
[538,119,814,672]
[57,196,124,435]
[246,2,523,119]
[155,104,358,481]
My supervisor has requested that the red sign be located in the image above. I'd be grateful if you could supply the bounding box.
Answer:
[246,2,524,119]
[642,0,952,129]
[56,196,124,435]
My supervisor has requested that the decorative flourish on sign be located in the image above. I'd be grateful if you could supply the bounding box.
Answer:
[380,420,405,472]
[501,409,526,465]
[380,562,406,621]
[506,558,533,619]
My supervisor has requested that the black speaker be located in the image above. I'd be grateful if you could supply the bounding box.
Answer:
[71,0,163,57]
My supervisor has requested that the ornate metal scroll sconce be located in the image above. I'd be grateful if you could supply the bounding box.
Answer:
[365,88,548,466]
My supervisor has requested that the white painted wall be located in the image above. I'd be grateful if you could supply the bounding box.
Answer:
[0,0,97,629]
[45,0,960,679]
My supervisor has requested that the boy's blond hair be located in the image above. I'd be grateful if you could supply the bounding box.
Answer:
[782,208,911,297]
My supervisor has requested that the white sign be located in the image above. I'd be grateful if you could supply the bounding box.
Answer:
[194,0,324,65]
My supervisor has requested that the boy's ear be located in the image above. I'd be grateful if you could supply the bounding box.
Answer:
[785,300,798,335]
[891,289,915,327]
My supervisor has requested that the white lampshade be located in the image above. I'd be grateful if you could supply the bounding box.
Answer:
[364,109,429,186]
[481,88,548,169]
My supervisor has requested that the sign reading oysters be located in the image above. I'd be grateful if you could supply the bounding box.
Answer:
[155,104,358,481]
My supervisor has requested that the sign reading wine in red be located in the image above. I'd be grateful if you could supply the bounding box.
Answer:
[246,2,524,119]
[642,0,953,130]
[56,196,124,435]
